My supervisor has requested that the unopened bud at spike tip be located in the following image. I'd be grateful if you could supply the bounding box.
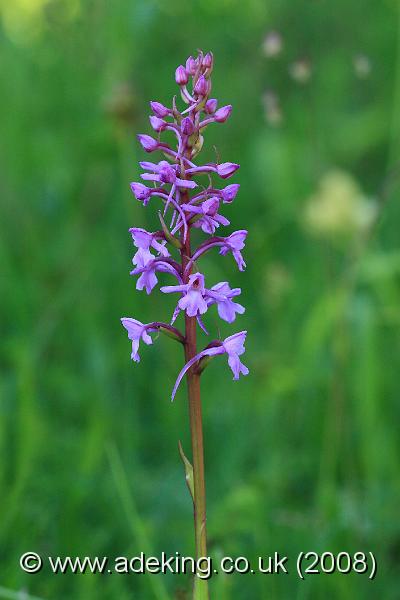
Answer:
[194,75,209,97]
[202,52,213,69]
[185,56,197,75]
[175,65,189,86]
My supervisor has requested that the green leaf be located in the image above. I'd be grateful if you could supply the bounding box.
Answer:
[178,440,194,503]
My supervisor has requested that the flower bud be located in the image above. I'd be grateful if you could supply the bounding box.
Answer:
[214,105,232,123]
[130,182,151,203]
[185,55,197,75]
[202,52,213,69]
[194,75,209,96]
[137,134,159,152]
[216,162,240,179]
[221,183,240,203]
[181,117,194,136]
[150,101,170,118]
[175,65,188,85]
[149,115,167,132]
[204,98,218,114]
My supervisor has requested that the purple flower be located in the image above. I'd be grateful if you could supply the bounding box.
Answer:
[130,182,152,205]
[182,197,230,234]
[207,281,245,323]
[216,162,240,179]
[221,183,240,203]
[223,331,249,379]
[171,331,248,400]
[161,273,208,318]
[175,65,188,85]
[188,230,248,273]
[133,264,158,294]
[130,228,169,268]
[150,101,170,118]
[122,51,249,403]
[132,259,181,295]
[149,115,167,132]
[140,161,197,189]
[214,105,232,123]
[219,230,247,270]
[121,318,153,362]
[137,134,159,152]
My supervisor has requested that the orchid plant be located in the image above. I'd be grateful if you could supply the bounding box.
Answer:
[121,50,248,599]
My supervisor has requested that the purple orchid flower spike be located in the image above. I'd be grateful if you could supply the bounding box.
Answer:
[120,52,249,591]
[171,331,249,401]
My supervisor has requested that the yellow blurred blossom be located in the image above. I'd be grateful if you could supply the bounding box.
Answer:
[0,0,80,42]
[289,58,312,84]
[303,170,377,237]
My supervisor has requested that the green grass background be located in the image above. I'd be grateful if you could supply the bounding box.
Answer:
[1,0,400,598]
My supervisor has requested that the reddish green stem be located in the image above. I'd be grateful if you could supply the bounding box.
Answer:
[181,222,209,600]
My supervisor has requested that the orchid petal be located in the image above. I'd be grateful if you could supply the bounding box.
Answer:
[171,347,224,401]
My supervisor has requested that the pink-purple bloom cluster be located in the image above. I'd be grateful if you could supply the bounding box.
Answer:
[121,51,249,399]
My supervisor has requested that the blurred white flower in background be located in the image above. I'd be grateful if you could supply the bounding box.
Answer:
[262,30,283,58]
[289,58,312,84]
[303,170,377,238]
[262,90,283,126]
[353,54,372,79]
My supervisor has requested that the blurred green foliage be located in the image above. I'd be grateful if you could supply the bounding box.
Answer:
[1,0,400,598]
